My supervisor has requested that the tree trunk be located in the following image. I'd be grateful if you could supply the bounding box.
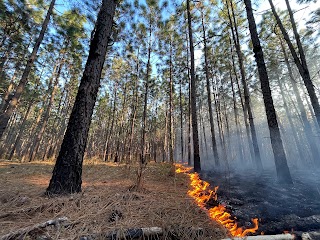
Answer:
[179,77,184,161]
[244,0,292,183]
[42,85,66,160]
[8,102,33,160]
[278,36,319,166]
[0,0,56,139]
[187,0,201,172]
[268,0,320,127]
[229,69,244,163]
[114,83,127,163]
[186,31,192,166]
[164,106,169,162]
[0,111,17,157]
[227,0,262,170]
[201,10,220,167]
[29,58,64,161]
[21,107,44,162]
[104,86,117,162]
[213,86,227,160]
[0,77,15,114]
[230,43,254,162]
[140,25,152,166]
[46,0,117,195]
[0,41,13,83]
[276,74,304,167]
[127,54,139,164]
[169,40,174,166]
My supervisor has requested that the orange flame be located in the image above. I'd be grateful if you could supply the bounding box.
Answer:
[175,164,193,173]
[176,165,259,237]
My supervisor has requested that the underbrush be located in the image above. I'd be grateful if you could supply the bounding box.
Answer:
[0,160,226,239]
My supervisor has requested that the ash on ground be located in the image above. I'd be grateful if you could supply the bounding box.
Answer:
[202,168,320,236]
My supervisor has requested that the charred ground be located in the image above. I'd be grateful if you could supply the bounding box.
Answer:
[202,168,320,236]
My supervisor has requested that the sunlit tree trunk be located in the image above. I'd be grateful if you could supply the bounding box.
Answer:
[244,0,292,183]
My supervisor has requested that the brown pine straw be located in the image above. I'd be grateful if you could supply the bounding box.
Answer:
[0,160,227,239]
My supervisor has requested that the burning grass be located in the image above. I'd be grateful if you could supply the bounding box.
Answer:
[0,160,226,239]
[175,164,259,237]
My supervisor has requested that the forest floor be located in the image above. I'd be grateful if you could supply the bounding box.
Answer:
[0,160,226,239]
[202,168,320,236]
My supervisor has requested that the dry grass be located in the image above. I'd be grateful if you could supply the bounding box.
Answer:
[0,160,227,239]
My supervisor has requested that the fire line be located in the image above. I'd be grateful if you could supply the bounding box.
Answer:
[176,164,259,237]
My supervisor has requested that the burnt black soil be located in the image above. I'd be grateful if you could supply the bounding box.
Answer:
[201,168,320,236]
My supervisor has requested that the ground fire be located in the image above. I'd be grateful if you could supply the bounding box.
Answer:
[176,164,259,237]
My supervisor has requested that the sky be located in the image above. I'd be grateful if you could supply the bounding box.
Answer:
[259,0,320,24]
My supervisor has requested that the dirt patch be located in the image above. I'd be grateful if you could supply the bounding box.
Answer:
[0,161,226,239]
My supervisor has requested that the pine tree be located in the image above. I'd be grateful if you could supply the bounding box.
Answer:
[243,0,292,184]
[46,0,117,195]
[187,0,201,172]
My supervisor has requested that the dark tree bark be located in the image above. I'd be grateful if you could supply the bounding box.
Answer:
[187,0,201,172]
[244,0,292,184]
[0,0,56,139]
[46,0,117,195]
